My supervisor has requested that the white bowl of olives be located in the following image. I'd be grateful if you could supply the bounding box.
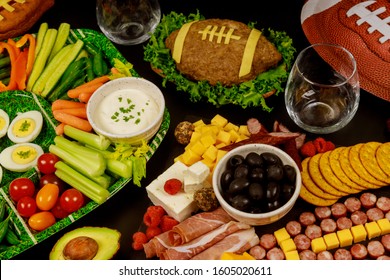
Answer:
[212,143,302,226]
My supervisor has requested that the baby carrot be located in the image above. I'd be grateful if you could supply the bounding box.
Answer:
[78,91,94,103]
[53,111,93,132]
[55,123,65,136]
[67,81,104,99]
[51,99,86,111]
[53,107,87,119]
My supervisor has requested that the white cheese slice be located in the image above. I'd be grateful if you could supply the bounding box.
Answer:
[157,160,188,182]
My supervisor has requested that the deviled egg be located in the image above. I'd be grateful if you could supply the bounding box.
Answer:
[7,110,43,143]
[0,109,9,138]
[0,143,44,172]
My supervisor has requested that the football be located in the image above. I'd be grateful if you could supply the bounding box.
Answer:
[301,0,390,101]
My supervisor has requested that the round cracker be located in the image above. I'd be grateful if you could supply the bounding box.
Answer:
[359,142,390,184]
[299,183,338,206]
[308,154,349,197]
[301,158,340,200]
[319,150,360,194]
[348,143,386,187]
[376,142,390,177]
[339,146,382,189]
[328,147,366,191]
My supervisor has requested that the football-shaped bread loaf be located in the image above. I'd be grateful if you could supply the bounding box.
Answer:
[0,0,54,41]
[165,19,282,86]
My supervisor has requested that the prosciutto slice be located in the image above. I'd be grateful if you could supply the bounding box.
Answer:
[190,228,259,260]
[143,231,171,258]
[168,207,234,246]
[160,221,251,260]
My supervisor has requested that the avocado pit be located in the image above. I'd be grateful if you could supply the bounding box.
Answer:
[63,236,99,260]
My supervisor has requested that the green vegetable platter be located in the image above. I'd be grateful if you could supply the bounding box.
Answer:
[0,29,170,260]
[144,11,296,112]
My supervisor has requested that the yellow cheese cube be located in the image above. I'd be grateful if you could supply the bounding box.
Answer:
[311,237,327,254]
[224,122,239,132]
[181,149,202,166]
[200,132,217,147]
[336,229,353,247]
[201,158,215,170]
[274,228,290,245]
[190,141,207,156]
[238,125,250,136]
[215,142,227,149]
[284,250,300,260]
[229,129,240,143]
[377,218,390,235]
[350,224,367,243]
[365,221,381,239]
[220,252,255,260]
[323,233,339,250]
[202,145,218,162]
[236,133,249,142]
[193,119,205,127]
[216,130,232,145]
[280,238,296,253]
[216,149,228,163]
[189,131,202,143]
[174,154,183,163]
[211,114,228,127]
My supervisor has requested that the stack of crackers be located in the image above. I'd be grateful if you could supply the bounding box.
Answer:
[300,142,390,206]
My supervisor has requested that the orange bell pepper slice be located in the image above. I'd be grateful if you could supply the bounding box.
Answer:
[0,42,18,92]
[14,48,28,90]
[15,33,36,78]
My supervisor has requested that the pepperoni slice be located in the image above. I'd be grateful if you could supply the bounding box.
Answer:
[336,216,353,230]
[293,234,311,251]
[314,206,331,220]
[259,233,277,250]
[334,248,352,260]
[350,210,368,225]
[344,197,361,213]
[331,202,347,218]
[320,218,337,234]
[381,234,390,252]
[367,240,385,258]
[376,196,390,213]
[299,212,316,226]
[366,207,384,222]
[360,192,377,209]
[299,249,316,260]
[286,220,302,237]
[249,245,266,260]
[350,243,368,260]
[266,247,285,260]
[305,224,322,240]
[317,250,334,260]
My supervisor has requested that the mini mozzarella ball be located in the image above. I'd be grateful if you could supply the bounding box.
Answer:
[0,109,10,138]
[0,143,44,172]
[7,110,43,143]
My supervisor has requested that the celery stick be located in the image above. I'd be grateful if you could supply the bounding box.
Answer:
[34,22,48,57]
[54,136,104,163]
[55,162,110,204]
[48,22,71,62]
[64,125,111,150]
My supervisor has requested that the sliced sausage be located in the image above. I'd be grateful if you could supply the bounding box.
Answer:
[331,202,347,218]
[320,218,337,234]
[286,220,302,237]
[381,234,390,251]
[386,211,390,220]
[299,212,316,226]
[377,255,390,260]
[350,210,368,225]
[299,249,316,260]
[266,247,285,260]
[249,245,266,260]
[336,216,353,230]
[344,197,361,213]
[360,192,377,209]
[314,206,331,220]
[334,248,352,260]
[376,196,390,213]
[350,243,368,260]
[367,240,385,258]
[293,234,311,251]
[366,207,384,222]
[259,233,277,250]
[305,224,322,240]
[317,250,334,260]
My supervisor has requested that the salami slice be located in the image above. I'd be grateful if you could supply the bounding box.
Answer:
[376,196,390,213]
[249,245,266,260]
[259,233,277,250]
[334,248,352,260]
[320,218,337,234]
[331,202,347,218]
[293,234,311,251]
[381,234,390,251]
[286,220,302,237]
[305,224,322,240]
[376,255,390,260]
[367,240,385,258]
[299,249,316,260]
[299,212,316,226]
[366,207,384,222]
[344,197,361,213]
[336,216,353,230]
[266,247,285,260]
[360,192,377,209]
[350,243,368,260]
[314,206,331,220]
[350,210,368,225]
[317,250,334,260]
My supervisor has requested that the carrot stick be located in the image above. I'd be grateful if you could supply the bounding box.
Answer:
[53,107,87,119]
[67,82,104,99]
[53,111,93,132]
[78,91,94,103]
[51,99,86,111]
[55,123,66,136]
[110,67,120,74]
[75,75,110,89]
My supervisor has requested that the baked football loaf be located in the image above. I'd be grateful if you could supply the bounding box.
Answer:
[165,19,282,86]
[0,0,55,41]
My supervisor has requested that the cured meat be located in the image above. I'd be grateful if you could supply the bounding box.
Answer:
[299,212,316,226]
[376,196,390,213]
[160,221,250,260]
[386,211,390,220]
[377,255,390,260]
[293,234,311,251]
[247,118,268,135]
[249,245,266,260]
[360,192,377,209]
[331,202,347,218]
[381,234,390,251]
[299,249,316,260]
[314,206,331,220]
[191,228,259,260]
[336,217,353,230]
[259,233,277,250]
[367,240,385,258]
[350,210,367,225]
[305,224,322,240]
[143,231,171,258]
[317,250,334,260]
[350,243,368,260]
[320,218,337,234]
[285,220,302,236]
[168,207,233,246]
[366,207,384,222]
[334,248,352,260]
[266,247,285,260]
[344,197,361,213]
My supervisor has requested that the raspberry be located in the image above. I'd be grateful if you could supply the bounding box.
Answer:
[325,141,336,152]
[313,137,327,153]
[300,141,316,158]
[132,231,148,244]
[146,226,162,240]
[163,178,182,195]
[132,241,145,251]
[143,205,166,227]
[160,215,179,232]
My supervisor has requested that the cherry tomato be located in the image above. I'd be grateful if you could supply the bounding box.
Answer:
[37,153,60,174]
[39,173,66,192]
[60,188,84,213]
[17,196,37,217]
[9,178,36,202]
[51,200,70,219]
[28,211,56,231]
[36,183,59,211]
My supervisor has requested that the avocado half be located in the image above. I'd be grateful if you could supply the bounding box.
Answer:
[49,226,121,260]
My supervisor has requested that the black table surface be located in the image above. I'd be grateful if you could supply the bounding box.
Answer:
[11,0,390,260]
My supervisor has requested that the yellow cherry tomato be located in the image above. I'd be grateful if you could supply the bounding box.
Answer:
[36,183,59,211]
[28,211,56,231]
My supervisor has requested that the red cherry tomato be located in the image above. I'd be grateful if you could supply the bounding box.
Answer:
[51,200,70,219]
[37,153,60,174]
[39,173,66,193]
[9,178,36,202]
[60,188,84,213]
[36,183,59,211]
[17,196,37,217]
[28,211,56,231]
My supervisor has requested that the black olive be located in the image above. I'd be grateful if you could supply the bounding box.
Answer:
[245,152,264,167]
[267,200,282,211]
[267,164,284,181]
[227,154,245,169]
[231,194,251,211]
[248,167,266,183]
[261,152,282,166]
[248,182,265,201]
[234,164,249,179]
[283,165,296,184]
[266,181,280,202]
[281,183,295,202]
[220,169,234,191]
[228,178,250,194]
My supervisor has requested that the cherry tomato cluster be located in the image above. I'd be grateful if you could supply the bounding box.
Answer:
[9,153,86,232]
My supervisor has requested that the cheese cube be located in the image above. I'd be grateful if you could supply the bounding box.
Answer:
[190,141,207,156]
[220,252,255,260]
[311,237,327,254]
[224,122,239,132]
[238,125,250,136]
[200,132,217,147]
[377,218,390,235]
[201,158,215,170]
[229,129,240,142]
[211,114,228,127]
[280,238,296,253]
[323,233,339,250]
[215,142,227,149]
[284,250,300,260]
[274,228,290,245]
[216,149,228,163]
[193,119,205,127]
[183,162,210,193]
[181,149,202,166]
[336,229,353,247]
[236,133,249,142]
[157,161,188,182]
[189,131,202,143]
[350,224,367,243]
[202,145,218,162]
[365,221,381,239]
[216,130,232,145]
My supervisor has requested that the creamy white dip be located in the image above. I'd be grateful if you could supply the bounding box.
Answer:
[94,88,159,135]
